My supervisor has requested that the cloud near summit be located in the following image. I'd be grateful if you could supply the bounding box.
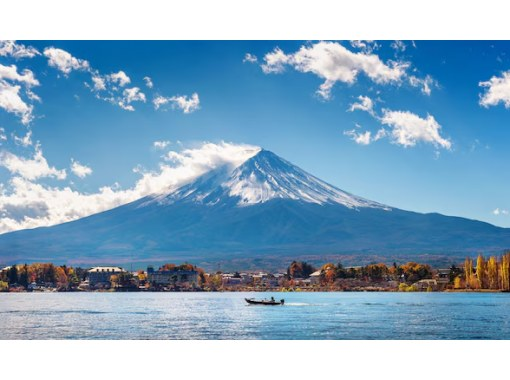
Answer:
[0,142,260,234]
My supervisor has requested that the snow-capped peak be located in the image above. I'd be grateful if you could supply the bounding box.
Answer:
[144,149,390,210]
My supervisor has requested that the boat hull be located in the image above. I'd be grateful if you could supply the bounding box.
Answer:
[245,298,284,305]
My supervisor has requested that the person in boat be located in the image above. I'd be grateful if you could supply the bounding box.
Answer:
[271,296,275,302]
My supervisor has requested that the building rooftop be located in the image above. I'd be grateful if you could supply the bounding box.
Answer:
[88,266,124,273]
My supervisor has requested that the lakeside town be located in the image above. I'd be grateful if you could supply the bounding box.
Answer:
[2,253,510,293]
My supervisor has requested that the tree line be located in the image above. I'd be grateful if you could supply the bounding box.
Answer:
[460,253,510,290]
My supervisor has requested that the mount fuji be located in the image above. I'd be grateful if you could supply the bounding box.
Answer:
[1,148,510,268]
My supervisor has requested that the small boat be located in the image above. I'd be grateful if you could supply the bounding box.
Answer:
[245,297,284,305]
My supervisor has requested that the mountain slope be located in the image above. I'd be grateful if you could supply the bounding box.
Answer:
[1,149,510,266]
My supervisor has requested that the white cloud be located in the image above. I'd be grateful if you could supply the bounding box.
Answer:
[349,95,375,116]
[109,71,131,87]
[44,47,90,75]
[409,75,437,96]
[70,159,92,178]
[0,40,40,59]
[344,129,372,145]
[479,71,510,108]
[154,93,200,114]
[0,142,260,233]
[0,81,34,125]
[349,40,379,54]
[391,40,407,53]
[380,110,451,149]
[153,140,170,149]
[344,124,386,146]
[0,64,39,87]
[493,208,509,216]
[13,129,32,147]
[143,76,153,88]
[0,127,6,142]
[260,42,408,99]
[243,53,258,63]
[0,145,66,180]
[0,64,39,124]
[91,75,106,91]
[118,87,146,111]
[123,87,145,103]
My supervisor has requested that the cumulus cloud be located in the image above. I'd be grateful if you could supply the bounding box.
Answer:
[44,47,90,75]
[91,75,106,91]
[0,81,34,125]
[380,110,451,149]
[0,142,260,233]
[0,145,67,180]
[243,53,258,63]
[0,64,39,125]
[154,93,200,114]
[143,76,153,88]
[109,71,131,87]
[0,40,40,59]
[0,64,39,87]
[349,95,375,116]
[260,41,408,99]
[479,71,510,108]
[0,127,6,142]
[118,87,146,111]
[70,159,92,178]
[493,208,509,216]
[153,140,170,149]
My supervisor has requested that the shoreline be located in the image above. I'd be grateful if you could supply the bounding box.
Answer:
[3,288,508,294]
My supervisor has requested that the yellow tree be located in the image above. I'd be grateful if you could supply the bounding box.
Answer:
[476,254,487,289]
[500,253,510,291]
[487,256,498,290]
[464,258,473,289]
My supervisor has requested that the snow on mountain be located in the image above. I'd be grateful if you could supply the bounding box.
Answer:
[143,149,390,210]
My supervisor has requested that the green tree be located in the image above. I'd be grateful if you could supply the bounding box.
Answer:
[18,264,29,288]
[8,265,18,285]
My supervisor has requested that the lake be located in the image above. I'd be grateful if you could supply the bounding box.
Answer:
[1,292,509,339]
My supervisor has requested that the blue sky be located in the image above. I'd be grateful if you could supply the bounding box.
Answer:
[1,40,510,232]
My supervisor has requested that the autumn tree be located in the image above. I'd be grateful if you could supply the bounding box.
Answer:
[287,261,315,279]
[319,263,336,284]
[500,253,510,291]
[476,254,487,289]
[0,281,8,292]
[487,256,499,290]
[160,263,176,271]
[400,262,432,283]
[464,257,478,289]
[363,263,388,281]
[54,266,68,289]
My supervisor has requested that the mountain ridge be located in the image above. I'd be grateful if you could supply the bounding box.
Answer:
[1,148,509,267]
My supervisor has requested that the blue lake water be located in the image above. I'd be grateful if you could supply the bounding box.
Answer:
[1,292,509,339]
